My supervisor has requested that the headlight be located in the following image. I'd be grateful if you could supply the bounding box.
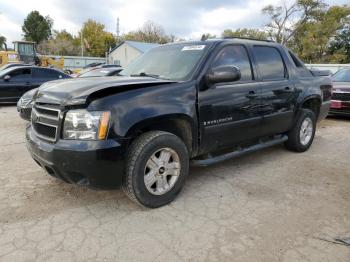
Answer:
[63,110,110,140]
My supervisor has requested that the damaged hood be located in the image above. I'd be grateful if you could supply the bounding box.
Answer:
[35,76,176,106]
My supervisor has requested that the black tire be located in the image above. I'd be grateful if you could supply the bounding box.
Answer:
[123,131,189,208]
[285,109,316,152]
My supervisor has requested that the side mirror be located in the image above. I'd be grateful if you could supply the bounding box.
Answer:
[3,75,11,81]
[207,66,241,84]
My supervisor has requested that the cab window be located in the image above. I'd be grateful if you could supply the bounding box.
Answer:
[252,46,286,81]
[212,45,253,82]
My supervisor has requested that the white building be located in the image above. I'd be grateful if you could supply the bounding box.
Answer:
[107,41,159,67]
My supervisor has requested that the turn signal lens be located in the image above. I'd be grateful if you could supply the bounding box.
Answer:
[98,111,110,140]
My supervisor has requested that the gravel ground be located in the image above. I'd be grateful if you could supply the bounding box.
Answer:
[0,105,349,262]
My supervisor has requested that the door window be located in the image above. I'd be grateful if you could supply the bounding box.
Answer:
[9,68,31,79]
[212,45,253,81]
[253,46,286,81]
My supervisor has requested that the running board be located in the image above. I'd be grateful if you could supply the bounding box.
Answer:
[191,135,288,167]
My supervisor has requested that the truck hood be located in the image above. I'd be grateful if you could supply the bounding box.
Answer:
[35,76,176,106]
[333,82,350,92]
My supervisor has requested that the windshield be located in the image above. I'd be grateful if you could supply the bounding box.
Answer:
[120,43,210,81]
[333,69,350,82]
[79,68,115,77]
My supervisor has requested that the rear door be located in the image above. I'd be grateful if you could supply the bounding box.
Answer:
[198,44,262,153]
[32,68,66,88]
[252,45,297,136]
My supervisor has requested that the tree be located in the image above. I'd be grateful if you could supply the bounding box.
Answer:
[80,19,117,57]
[37,30,80,56]
[329,24,350,63]
[200,33,216,41]
[0,35,6,50]
[262,0,326,44]
[123,21,172,44]
[22,11,53,44]
[293,5,350,63]
[222,28,269,40]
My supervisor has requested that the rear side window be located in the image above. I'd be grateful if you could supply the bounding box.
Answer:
[253,46,286,81]
[33,68,61,79]
[288,51,312,77]
[212,45,253,81]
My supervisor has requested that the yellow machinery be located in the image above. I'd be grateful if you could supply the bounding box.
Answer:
[0,51,21,67]
[38,55,64,70]
[0,41,65,70]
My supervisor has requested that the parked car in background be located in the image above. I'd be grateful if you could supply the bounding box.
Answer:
[100,64,122,68]
[17,66,123,121]
[0,66,71,103]
[0,63,30,71]
[83,62,103,69]
[17,88,38,120]
[72,65,122,77]
[78,67,123,78]
[330,69,350,116]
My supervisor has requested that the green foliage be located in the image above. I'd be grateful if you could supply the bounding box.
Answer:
[0,36,6,50]
[261,0,326,44]
[80,19,117,57]
[37,30,80,56]
[222,29,269,40]
[22,11,53,44]
[257,0,350,63]
[292,5,350,63]
[329,25,350,63]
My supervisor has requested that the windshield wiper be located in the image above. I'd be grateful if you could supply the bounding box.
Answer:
[130,72,167,80]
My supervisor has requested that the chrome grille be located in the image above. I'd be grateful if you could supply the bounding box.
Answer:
[31,104,61,142]
[332,92,350,101]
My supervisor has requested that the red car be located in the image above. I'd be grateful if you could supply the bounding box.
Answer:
[330,69,350,116]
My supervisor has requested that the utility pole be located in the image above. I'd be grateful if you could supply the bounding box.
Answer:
[116,18,120,38]
[81,31,84,57]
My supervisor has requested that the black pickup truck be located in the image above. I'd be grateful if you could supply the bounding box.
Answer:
[26,38,331,207]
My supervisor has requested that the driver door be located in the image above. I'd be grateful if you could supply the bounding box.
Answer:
[0,68,32,102]
[198,44,262,153]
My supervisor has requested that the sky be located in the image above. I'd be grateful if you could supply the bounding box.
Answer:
[0,0,348,47]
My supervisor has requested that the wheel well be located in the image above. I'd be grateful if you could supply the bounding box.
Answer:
[302,98,321,118]
[128,118,193,155]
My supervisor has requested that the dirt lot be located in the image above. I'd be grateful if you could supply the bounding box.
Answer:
[0,105,349,262]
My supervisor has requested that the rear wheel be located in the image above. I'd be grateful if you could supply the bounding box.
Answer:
[123,131,189,208]
[285,109,316,152]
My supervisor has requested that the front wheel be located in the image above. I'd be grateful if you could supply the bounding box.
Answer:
[285,109,316,152]
[123,131,189,208]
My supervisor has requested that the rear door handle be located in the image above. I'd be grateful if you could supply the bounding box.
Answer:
[246,91,258,99]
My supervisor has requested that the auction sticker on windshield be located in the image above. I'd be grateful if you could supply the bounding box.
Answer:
[182,45,206,51]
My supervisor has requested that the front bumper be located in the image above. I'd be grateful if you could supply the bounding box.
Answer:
[329,100,350,116]
[318,101,331,121]
[26,125,126,189]
[17,105,32,121]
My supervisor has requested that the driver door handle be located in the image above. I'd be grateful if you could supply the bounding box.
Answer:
[283,86,294,92]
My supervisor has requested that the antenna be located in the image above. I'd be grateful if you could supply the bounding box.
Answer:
[116,18,120,38]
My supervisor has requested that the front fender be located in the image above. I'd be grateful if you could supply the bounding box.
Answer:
[88,81,197,138]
